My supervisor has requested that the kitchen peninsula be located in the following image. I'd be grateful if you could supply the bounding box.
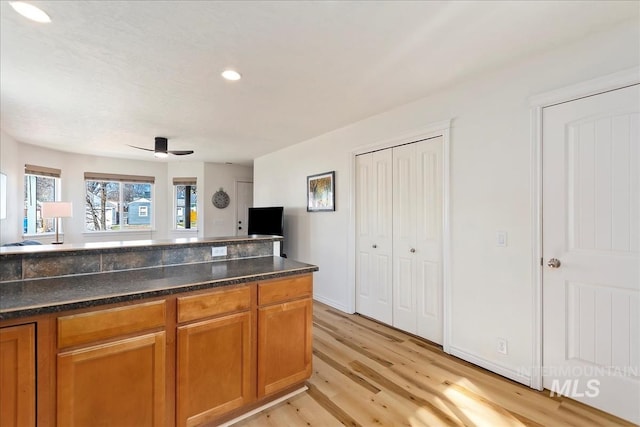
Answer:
[0,236,318,427]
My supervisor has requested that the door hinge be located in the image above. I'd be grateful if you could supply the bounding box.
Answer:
[540,257,544,266]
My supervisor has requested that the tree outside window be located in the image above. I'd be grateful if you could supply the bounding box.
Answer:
[85,180,153,231]
[23,173,59,235]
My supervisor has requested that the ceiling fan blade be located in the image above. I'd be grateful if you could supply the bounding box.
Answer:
[127,144,155,152]
[169,150,194,156]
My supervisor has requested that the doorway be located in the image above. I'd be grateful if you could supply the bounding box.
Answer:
[236,181,253,236]
[354,126,449,345]
[539,82,639,423]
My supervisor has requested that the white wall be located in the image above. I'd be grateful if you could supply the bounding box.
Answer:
[0,131,21,243]
[0,141,252,244]
[254,21,640,383]
[203,163,253,237]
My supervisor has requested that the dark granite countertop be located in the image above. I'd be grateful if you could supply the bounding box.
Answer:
[0,256,318,320]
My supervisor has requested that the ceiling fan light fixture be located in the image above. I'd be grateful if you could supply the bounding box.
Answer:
[9,1,51,23]
[221,69,242,81]
[128,136,193,157]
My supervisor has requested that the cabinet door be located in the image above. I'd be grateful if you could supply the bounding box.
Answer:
[177,311,253,427]
[57,332,166,427]
[257,298,312,397]
[0,324,35,427]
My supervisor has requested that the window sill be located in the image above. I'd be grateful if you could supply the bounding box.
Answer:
[23,233,55,237]
[82,230,156,235]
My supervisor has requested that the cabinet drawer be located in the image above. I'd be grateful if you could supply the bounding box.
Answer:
[58,300,166,348]
[258,275,312,306]
[177,286,252,323]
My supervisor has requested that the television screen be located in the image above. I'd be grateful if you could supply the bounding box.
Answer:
[247,206,284,236]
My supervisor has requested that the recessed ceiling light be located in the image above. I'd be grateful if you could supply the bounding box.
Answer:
[9,2,51,23]
[221,70,242,81]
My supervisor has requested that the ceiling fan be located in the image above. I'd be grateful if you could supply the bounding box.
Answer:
[128,137,194,158]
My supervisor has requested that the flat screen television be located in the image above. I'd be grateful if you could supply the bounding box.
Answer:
[247,206,284,236]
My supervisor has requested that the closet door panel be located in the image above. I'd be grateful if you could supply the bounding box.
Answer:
[393,144,417,333]
[416,137,444,344]
[355,150,393,324]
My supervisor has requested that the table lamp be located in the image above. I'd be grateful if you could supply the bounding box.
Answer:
[41,202,73,244]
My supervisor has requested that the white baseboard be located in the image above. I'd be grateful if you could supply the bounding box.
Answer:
[220,386,308,427]
[448,345,531,386]
[313,294,353,314]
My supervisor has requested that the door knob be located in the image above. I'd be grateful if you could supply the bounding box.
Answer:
[410,248,416,253]
[372,244,377,248]
[547,258,561,268]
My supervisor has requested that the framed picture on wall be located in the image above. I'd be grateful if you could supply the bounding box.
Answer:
[307,171,335,212]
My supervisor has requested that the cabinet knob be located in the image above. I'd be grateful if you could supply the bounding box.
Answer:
[410,248,416,253]
[372,244,377,249]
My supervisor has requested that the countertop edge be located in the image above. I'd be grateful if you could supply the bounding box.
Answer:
[0,235,284,257]
[0,264,318,321]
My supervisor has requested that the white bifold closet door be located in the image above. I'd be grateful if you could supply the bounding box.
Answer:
[355,149,393,325]
[393,138,443,343]
[355,136,443,344]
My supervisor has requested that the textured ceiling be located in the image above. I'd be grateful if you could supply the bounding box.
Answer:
[1,1,637,165]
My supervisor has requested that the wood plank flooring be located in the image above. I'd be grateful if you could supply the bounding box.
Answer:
[234,302,636,427]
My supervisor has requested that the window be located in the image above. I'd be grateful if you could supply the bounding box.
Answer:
[23,164,61,235]
[174,177,197,230]
[84,172,154,232]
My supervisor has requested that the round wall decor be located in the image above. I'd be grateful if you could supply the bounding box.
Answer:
[212,188,230,209]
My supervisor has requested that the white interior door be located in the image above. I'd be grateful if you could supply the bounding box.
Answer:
[415,137,444,344]
[542,84,639,424]
[236,181,253,236]
[392,143,418,333]
[392,138,444,342]
[356,150,393,324]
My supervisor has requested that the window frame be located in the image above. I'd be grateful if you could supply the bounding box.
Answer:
[173,178,197,231]
[84,173,156,233]
[23,166,61,237]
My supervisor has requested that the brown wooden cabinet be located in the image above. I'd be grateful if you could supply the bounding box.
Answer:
[0,272,313,426]
[0,323,36,427]
[257,275,313,398]
[56,301,167,427]
[176,286,254,427]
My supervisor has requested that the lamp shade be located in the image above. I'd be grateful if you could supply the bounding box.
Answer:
[41,202,73,218]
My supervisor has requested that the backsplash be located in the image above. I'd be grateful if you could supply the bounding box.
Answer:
[0,237,279,282]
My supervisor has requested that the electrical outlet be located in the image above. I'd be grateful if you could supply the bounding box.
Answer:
[211,246,227,257]
[497,338,508,355]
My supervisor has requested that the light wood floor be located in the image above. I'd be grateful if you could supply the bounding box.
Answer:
[235,302,636,427]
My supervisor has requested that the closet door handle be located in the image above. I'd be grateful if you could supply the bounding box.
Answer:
[410,248,416,253]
